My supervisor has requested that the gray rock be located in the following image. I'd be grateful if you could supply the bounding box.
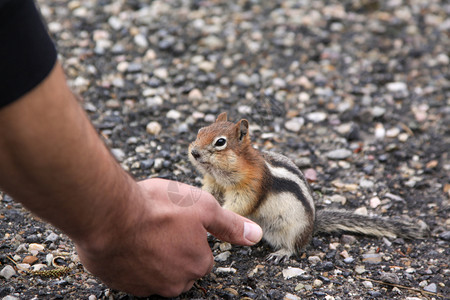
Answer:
[111,148,126,162]
[45,232,59,243]
[439,231,450,241]
[326,149,352,160]
[0,265,16,280]
[285,117,305,132]
[423,283,437,293]
[214,251,231,262]
[379,272,400,284]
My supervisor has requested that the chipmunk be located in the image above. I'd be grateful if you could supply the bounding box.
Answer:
[189,112,429,263]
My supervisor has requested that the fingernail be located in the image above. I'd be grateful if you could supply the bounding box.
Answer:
[243,222,263,244]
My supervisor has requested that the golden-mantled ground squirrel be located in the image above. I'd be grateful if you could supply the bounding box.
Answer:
[189,112,429,263]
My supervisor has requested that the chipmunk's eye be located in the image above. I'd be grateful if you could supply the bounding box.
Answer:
[213,137,227,149]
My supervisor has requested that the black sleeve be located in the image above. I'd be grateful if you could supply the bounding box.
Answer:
[0,0,57,109]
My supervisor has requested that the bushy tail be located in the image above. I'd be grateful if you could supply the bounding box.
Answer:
[314,209,429,239]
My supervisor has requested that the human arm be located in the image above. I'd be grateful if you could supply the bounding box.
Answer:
[0,62,262,296]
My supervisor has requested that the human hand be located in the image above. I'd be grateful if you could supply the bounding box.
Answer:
[75,178,262,297]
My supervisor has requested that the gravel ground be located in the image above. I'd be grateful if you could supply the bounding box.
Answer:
[1,0,449,299]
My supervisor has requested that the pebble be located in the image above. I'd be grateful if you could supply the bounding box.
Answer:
[284,293,300,300]
[307,112,327,123]
[329,195,346,205]
[439,231,450,241]
[326,149,352,160]
[215,267,237,274]
[308,255,321,265]
[285,117,305,132]
[146,121,162,135]
[22,256,38,265]
[133,34,148,48]
[153,158,165,171]
[354,206,368,216]
[45,232,59,243]
[188,89,203,100]
[359,179,374,189]
[282,267,305,279]
[313,279,323,287]
[362,253,382,264]
[0,265,16,279]
[344,257,354,264]
[423,283,437,293]
[111,148,126,162]
[304,168,317,182]
[219,242,232,251]
[2,296,20,300]
[214,251,231,262]
[371,106,386,118]
[379,272,400,284]
[88,295,97,300]
[369,197,381,208]
[362,281,373,289]
[28,243,45,252]
[355,265,366,274]
[166,110,182,120]
[386,82,408,93]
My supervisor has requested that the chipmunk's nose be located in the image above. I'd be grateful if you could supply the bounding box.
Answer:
[191,149,201,160]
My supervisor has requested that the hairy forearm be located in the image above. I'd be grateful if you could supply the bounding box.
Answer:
[0,62,139,242]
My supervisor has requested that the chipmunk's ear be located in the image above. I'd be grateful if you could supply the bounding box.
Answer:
[236,119,249,141]
[216,112,227,122]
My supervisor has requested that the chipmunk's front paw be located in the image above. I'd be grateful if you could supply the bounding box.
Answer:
[265,249,293,264]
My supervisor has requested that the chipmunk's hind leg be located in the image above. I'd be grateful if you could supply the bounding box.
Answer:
[265,248,294,264]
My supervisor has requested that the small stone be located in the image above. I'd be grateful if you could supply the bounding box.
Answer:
[28,243,45,252]
[134,34,148,48]
[398,133,409,142]
[362,281,373,289]
[369,197,381,208]
[344,257,354,264]
[166,110,182,120]
[200,35,224,50]
[235,73,251,87]
[379,272,400,284]
[362,253,382,264]
[355,265,365,274]
[304,168,317,182]
[146,121,162,135]
[219,242,232,251]
[439,231,450,241]
[423,283,437,293]
[386,127,400,138]
[283,293,300,300]
[294,283,305,291]
[214,251,231,262]
[329,195,347,205]
[188,89,203,100]
[22,256,38,265]
[153,158,164,171]
[374,123,386,139]
[2,296,19,300]
[359,179,374,189]
[273,77,286,89]
[386,82,407,93]
[154,68,168,80]
[354,206,368,216]
[285,117,305,132]
[105,99,120,108]
[1,265,16,280]
[282,267,305,279]
[88,295,97,300]
[307,111,327,123]
[313,279,323,287]
[111,148,126,162]
[341,235,357,245]
[45,232,59,243]
[326,149,352,160]
[405,267,415,274]
[371,106,386,118]
[198,61,215,73]
[215,267,236,274]
[308,255,321,265]
[340,250,350,258]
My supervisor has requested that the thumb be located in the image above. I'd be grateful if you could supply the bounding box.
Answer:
[203,203,263,246]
